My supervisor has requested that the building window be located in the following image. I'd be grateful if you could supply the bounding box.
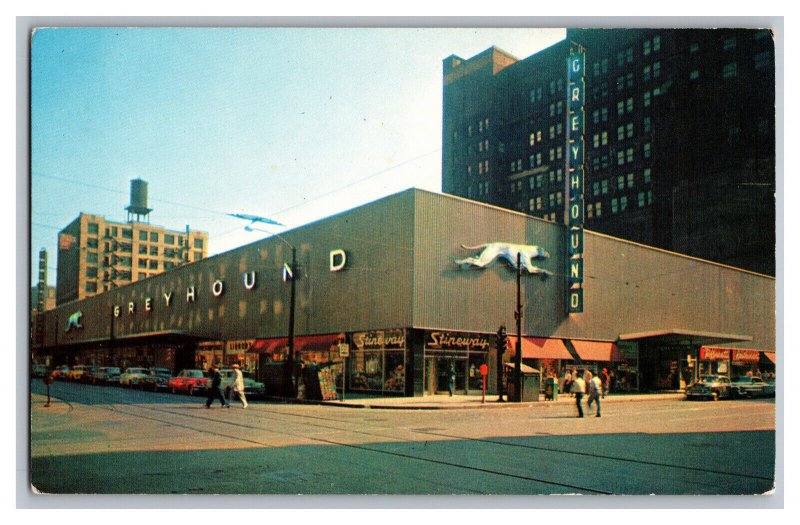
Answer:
[638,191,645,207]
[644,91,651,107]
[601,131,608,146]
[627,173,635,188]
[536,175,543,188]
[120,243,132,253]
[557,192,563,205]
[587,203,594,218]
[644,116,652,134]
[643,39,651,56]
[626,123,634,139]
[611,198,618,214]
[653,61,661,79]
[149,260,159,270]
[626,97,633,113]
[139,230,148,241]
[626,47,633,63]
[723,37,736,51]
[626,73,633,89]
[86,252,98,264]
[643,64,651,82]
[87,238,98,249]
[86,267,97,278]
[617,151,625,166]
[626,147,634,163]
[690,42,699,54]
[139,245,147,254]
[601,180,609,195]
[690,69,699,80]
[754,51,771,70]
[616,76,624,91]
[592,109,600,124]
[593,181,600,197]
[138,259,147,269]
[644,168,652,184]
[723,63,738,78]
[530,133,536,146]
[150,246,159,256]
[653,35,661,51]
[617,126,625,141]
[647,190,653,205]
[621,195,628,211]
[617,175,625,190]
[644,143,652,159]
[593,134,600,148]
[595,202,603,217]
[87,223,99,235]
[617,51,624,67]
[617,101,625,116]
[85,281,97,293]
[122,229,132,239]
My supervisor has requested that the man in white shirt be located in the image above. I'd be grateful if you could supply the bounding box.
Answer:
[587,374,603,417]
[571,372,586,418]
[230,364,248,409]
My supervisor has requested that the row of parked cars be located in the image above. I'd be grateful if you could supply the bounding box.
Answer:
[32,364,266,399]
[685,375,775,401]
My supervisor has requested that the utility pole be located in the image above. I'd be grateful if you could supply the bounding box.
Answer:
[514,251,523,402]
[285,246,297,397]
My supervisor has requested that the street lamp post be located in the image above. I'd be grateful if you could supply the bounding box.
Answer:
[237,217,297,398]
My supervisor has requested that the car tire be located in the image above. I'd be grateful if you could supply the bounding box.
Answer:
[712,391,719,401]
[188,386,195,396]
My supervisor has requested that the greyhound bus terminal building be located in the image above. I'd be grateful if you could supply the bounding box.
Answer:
[31,189,776,396]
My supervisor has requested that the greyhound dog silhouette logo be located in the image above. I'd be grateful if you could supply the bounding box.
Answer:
[455,242,553,276]
[65,310,83,332]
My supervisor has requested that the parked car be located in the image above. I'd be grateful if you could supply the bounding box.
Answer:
[763,378,776,397]
[32,364,48,378]
[120,367,150,387]
[50,365,70,379]
[67,365,91,381]
[685,375,732,401]
[219,368,266,399]
[140,368,173,391]
[80,366,100,383]
[93,367,121,385]
[168,369,208,395]
[731,376,769,398]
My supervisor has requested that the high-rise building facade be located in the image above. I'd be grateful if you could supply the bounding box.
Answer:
[442,28,775,275]
[56,180,209,305]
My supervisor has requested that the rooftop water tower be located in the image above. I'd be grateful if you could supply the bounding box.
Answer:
[125,178,153,223]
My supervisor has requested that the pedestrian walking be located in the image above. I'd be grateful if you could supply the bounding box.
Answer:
[587,373,602,417]
[448,363,456,397]
[563,369,573,398]
[600,368,610,398]
[571,371,586,418]
[205,365,228,408]
[230,363,248,408]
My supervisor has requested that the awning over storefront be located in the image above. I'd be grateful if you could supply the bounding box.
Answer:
[619,328,752,346]
[570,339,623,362]
[247,333,345,354]
[762,352,776,364]
[508,337,573,360]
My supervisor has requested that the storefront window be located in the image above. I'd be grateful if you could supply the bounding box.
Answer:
[351,350,384,391]
[384,351,405,392]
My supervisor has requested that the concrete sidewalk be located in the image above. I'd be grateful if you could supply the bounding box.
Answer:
[285,391,686,410]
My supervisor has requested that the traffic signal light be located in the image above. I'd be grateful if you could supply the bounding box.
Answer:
[496,325,508,352]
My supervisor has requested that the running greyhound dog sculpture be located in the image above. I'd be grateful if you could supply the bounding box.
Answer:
[455,242,553,276]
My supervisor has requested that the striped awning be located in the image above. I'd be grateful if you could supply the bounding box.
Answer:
[247,334,344,354]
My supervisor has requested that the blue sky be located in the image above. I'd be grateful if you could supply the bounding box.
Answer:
[31,27,566,287]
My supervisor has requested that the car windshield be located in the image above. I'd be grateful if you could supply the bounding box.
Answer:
[185,370,204,378]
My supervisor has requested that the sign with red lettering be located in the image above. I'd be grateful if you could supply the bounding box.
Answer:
[732,349,760,363]
[700,347,730,361]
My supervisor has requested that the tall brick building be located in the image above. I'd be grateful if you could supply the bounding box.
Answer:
[442,28,775,275]
[56,180,208,305]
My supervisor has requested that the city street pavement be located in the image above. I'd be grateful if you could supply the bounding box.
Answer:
[28,380,776,496]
